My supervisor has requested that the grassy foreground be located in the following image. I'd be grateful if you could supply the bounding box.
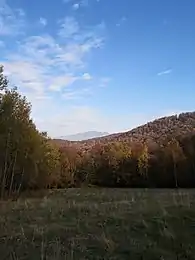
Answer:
[0,189,195,259]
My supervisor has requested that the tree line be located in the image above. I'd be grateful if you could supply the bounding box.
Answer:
[0,66,195,198]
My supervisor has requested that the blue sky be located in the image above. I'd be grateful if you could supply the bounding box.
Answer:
[0,0,195,137]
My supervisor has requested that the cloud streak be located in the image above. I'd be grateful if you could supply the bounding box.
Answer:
[72,3,80,10]
[39,17,47,26]
[116,16,127,27]
[157,69,172,76]
[2,14,105,96]
[0,0,25,35]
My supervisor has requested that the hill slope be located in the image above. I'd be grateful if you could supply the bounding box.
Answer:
[53,112,195,149]
[58,131,109,141]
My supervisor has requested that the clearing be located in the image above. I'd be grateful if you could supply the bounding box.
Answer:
[0,189,195,259]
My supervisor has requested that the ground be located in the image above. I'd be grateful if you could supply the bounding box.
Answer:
[0,189,195,260]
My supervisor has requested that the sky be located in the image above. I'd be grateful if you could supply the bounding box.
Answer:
[0,0,195,137]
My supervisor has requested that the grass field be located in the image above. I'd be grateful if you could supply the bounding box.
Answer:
[0,189,195,260]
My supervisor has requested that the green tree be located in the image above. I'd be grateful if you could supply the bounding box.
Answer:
[0,66,61,198]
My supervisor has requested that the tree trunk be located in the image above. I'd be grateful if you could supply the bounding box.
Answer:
[1,130,10,198]
[9,150,17,196]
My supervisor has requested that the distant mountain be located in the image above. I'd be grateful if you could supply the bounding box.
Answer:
[59,131,109,141]
[53,112,195,150]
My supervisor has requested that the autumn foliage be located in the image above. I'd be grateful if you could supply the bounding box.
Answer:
[1,66,195,198]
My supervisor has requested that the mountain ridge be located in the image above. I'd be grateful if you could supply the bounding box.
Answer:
[53,112,195,150]
[58,131,109,141]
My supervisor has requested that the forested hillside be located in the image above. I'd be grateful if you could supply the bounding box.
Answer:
[1,65,195,199]
[54,112,195,150]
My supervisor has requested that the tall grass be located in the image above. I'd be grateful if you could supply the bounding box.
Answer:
[0,189,195,259]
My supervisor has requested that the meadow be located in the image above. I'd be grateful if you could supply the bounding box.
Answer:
[0,189,195,260]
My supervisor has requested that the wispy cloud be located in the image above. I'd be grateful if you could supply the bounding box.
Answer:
[157,69,172,76]
[0,40,5,47]
[100,77,111,87]
[116,16,127,27]
[72,3,80,10]
[63,0,89,8]
[82,73,92,80]
[35,105,107,137]
[3,28,104,94]
[58,16,79,38]
[0,1,25,35]
[49,75,78,91]
[80,0,89,7]
[39,17,47,26]
[0,0,110,137]
[1,6,106,99]
[62,87,92,100]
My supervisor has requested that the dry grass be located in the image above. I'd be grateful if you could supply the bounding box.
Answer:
[0,189,195,259]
